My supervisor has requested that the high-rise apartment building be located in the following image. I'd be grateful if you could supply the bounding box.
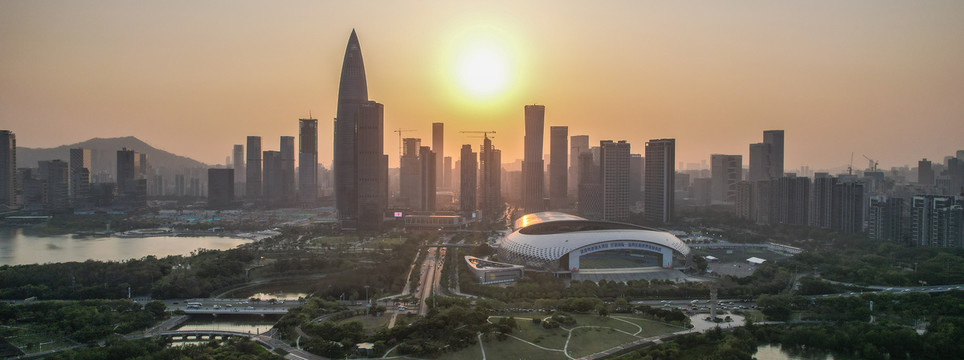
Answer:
[549,126,568,209]
[711,154,742,204]
[523,105,545,213]
[773,176,810,226]
[460,144,477,217]
[810,173,836,229]
[569,135,589,196]
[0,130,14,209]
[911,195,963,247]
[333,30,387,229]
[600,140,631,222]
[644,139,675,223]
[868,196,903,243]
[299,118,318,206]
[433,122,444,189]
[232,144,245,197]
[246,136,262,200]
[831,181,864,233]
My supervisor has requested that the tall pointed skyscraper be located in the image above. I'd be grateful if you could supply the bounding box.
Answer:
[333,30,386,229]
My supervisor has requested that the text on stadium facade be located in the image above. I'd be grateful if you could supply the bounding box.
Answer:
[578,241,663,255]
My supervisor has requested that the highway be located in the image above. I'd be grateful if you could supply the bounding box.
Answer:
[416,235,450,315]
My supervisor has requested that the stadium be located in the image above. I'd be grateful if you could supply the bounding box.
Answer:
[496,212,692,282]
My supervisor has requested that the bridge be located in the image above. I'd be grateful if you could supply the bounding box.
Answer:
[180,307,290,315]
[150,330,326,360]
[421,243,479,248]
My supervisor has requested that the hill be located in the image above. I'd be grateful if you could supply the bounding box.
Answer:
[16,136,210,179]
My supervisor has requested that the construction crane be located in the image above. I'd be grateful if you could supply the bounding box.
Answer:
[862,154,879,172]
[393,128,416,158]
[459,130,497,139]
[847,152,854,175]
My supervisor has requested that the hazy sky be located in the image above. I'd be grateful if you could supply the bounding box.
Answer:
[2,1,963,171]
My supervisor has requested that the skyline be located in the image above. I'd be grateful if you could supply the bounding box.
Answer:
[2,1,964,171]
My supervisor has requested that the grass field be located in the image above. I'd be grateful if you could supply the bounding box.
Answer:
[566,326,638,358]
[337,314,390,331]
[436,313,683,360]
[0,326,75,355]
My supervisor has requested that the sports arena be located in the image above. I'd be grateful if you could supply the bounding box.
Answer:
[496,212,692,282]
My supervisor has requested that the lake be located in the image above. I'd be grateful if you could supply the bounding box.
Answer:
[0,228,252,265]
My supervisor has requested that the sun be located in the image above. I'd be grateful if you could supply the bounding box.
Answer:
[455,39,510,98]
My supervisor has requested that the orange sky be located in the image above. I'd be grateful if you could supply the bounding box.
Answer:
[2,1,963,171]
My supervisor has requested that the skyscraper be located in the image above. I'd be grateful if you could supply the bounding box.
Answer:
[280,136,296,204]
[208,168,234,209]
[918,158,934,185]
[711,154,742,204]
[748,142,770,182]
[400,138,422,209]
[116,148,139,184]
[645,139,675,223]
[549,126,568,209]
[479,135,502,220]
[232,144,245,197]
[749,130,784,181]
[433,122,444,188]
[355,101,388,228]
[334,30,368,224]
[69,148,91,207]
[262,150,282,207]
[40,160,69,212]
[246,136,262,200]
[116,148,145,208]
[139,153,150,180]
[570,135,589,196]
[0,130,14,209]
[763,130,784,179]
[577,151,602,219]
[443,156,452,190]
[629,154,644,207]
[333,30,386,229]
[298,118,318,206]
[600,140,631,222]
[419,146,436,211]
[460,144,477,217]
[523,105,545,213]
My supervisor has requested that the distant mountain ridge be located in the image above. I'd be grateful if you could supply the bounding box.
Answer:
[17,136,210,179]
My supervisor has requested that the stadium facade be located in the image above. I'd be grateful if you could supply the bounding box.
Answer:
[497,212,691,275]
